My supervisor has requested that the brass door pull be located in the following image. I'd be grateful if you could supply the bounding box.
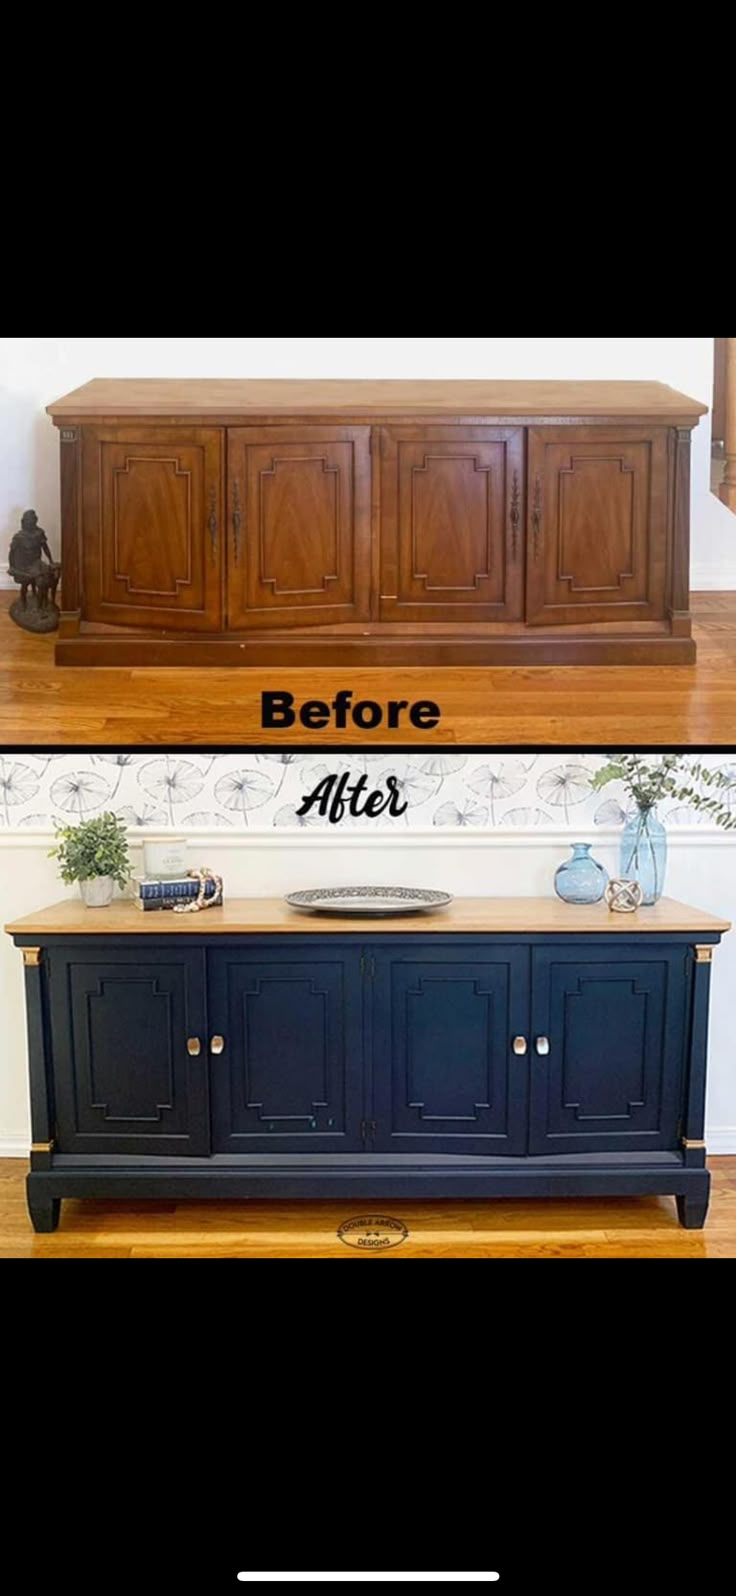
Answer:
[210,1035,225,1055]
[187,1037,202,1057]
[536,1037,551,1057]
[512,1036,528,1056]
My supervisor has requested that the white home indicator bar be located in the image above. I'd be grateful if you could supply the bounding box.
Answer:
[236,1578,501,1585]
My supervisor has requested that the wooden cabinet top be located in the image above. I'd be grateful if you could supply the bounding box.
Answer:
[46,378,708,422]
[6,896,729,938]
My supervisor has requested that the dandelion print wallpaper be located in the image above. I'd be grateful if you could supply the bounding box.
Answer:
[1,753,734,832]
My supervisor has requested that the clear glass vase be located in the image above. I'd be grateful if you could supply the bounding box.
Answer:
[620,809,667,905]
[554,843,609,905]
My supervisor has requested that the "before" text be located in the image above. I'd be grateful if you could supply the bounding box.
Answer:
[261,690,441,732]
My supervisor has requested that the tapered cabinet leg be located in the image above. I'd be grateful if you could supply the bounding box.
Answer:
[676,1190,710,1231]
[27,1181,61,1233]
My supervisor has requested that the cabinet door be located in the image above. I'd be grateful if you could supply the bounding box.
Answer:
[82,426,224,630]
[208,946,364,1152]
[529,946,688,1155]
[49,946,209,1156]
[526,427,669,626]
[226,427,371,629]
[371,944,529,1155]
[379,427,524,622]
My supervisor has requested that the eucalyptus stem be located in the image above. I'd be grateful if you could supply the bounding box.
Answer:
[592,755,736,832]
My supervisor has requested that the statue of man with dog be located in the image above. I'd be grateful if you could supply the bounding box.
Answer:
[8,510,61,633]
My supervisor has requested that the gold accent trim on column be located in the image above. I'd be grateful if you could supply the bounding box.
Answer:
[22,948,42,967]
[31,1140,54,1154]
[682,1139,707,1151]
[694,946,714,964]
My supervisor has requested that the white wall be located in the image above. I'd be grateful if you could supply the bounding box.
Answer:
[1,337,733,587]
[2,824,735,1155]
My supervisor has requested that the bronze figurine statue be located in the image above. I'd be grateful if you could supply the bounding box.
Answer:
[8,510,61,633]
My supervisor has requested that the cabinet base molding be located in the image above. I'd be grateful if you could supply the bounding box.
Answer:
[27,1159,711,1232]
[55,629,697,670]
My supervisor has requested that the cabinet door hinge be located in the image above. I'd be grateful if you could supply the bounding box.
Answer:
[360,955,376,979]
[361,1119,377,1143]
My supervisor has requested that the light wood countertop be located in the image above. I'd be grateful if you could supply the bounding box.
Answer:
[5,897,730,938]
[46,378,707,421]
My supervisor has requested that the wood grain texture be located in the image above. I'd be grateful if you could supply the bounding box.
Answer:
[6,896,730,938]
[53,631,697,668]
[46,391,702,668]
[722,337,736,511]
[713,337,727,442]
[1,1156,734,1257]
[58,428,81,617]
[526,428,668,627]
[226,427,371,629]
[380,426,524,623]
[0,590,734,744]
[81,426,224,631]
[46,379,708,420]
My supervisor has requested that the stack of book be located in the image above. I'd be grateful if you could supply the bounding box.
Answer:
[132,875,222,911]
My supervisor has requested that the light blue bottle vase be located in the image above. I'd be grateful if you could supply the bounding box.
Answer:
[620,808,667,905]
[554,843,608,905]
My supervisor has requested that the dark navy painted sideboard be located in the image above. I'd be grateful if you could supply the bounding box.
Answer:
[6,897,730,1233]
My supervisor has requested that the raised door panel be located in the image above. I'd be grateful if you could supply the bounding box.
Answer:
[372,944,529,1154]
[81,426,223,630]
[208,946,364,1152]
[49,947,209,1155]
[526,427,669,626]
[379,427,525,622]
[529,946,688,1155]
[227,427,371,629]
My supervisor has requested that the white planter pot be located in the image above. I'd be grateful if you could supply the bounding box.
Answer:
[79,876,115,908]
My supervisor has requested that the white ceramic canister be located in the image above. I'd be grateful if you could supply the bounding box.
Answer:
[143,837,189,880]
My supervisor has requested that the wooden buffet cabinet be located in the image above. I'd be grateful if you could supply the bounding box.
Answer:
[7,896,729,1233]
[47,379,707,667]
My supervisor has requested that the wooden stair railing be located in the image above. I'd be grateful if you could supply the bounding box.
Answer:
[717,336,736,512]
[721,336,734,510]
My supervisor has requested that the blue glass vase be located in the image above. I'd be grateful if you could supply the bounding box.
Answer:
[620,808,667,905]
[554,843,608,905]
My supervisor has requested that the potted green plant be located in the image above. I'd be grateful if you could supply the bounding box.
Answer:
[592,755,736,904]
[50,812,130,907]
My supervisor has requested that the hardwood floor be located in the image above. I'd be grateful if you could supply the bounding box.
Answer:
[1,594,736,746]
[1,1158,734,1258]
